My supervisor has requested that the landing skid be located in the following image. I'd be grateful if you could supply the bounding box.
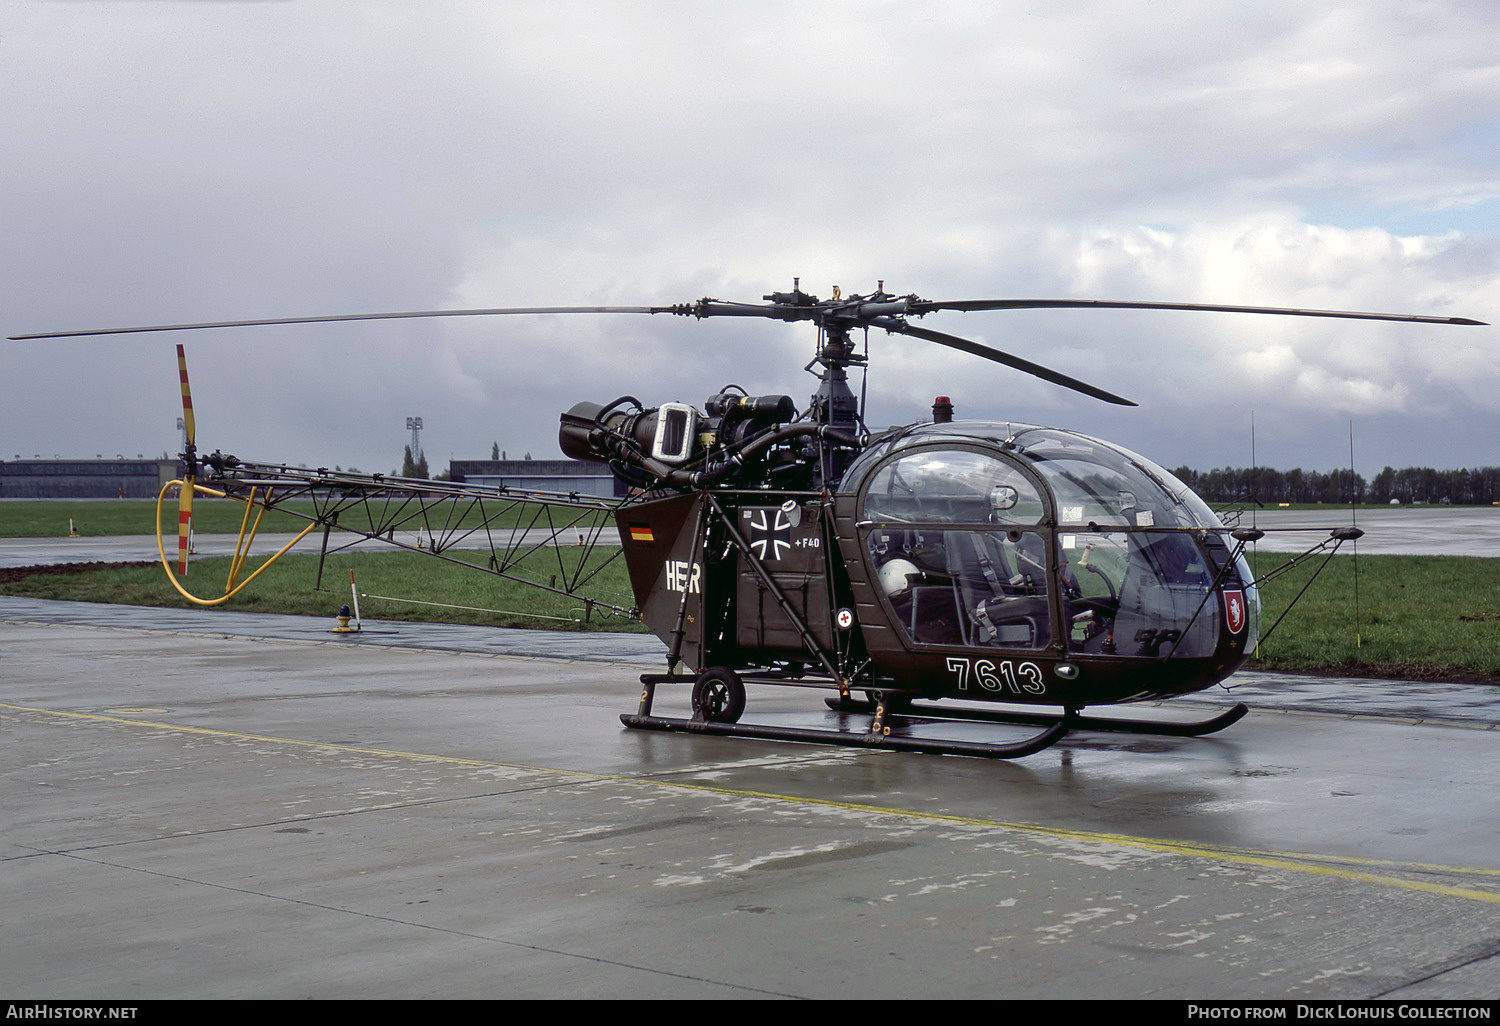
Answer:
[622,671,1070,759]
[621,673,1247,760]
[619,710,1072,760]
[824,695,1250,738]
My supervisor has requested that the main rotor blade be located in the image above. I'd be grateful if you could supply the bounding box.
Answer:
[15,294,1484,341]
[8,305,676,340]
[871,318,1137,406]
[907,298,1488,326]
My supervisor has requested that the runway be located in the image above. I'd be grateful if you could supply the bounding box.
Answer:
[0,527,608,569]
[1244,506,1500,556]
[4,596,1499,1000]
[4,505,1496,569]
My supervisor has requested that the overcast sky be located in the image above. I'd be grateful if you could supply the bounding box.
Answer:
[3,1,1497,480]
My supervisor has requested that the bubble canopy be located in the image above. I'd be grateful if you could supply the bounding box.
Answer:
[845,422,1257,659]
[845,421,1221,530]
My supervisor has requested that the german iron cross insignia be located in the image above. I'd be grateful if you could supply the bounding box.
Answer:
[745,507,794,560]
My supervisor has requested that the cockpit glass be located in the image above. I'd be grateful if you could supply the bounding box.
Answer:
[856,433,1239,659]
[862,449,1045,525]
[1007,430,1222,530]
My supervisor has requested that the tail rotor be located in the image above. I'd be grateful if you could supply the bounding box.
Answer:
[175,344,196,575]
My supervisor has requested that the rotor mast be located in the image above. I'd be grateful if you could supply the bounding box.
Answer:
[758,279,882,485]
[767,280,868,436]
[810,324,861,433]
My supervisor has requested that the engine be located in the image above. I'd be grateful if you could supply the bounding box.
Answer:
[559,389,844,490]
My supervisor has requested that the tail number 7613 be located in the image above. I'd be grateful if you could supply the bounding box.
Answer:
[945,657,1046,696]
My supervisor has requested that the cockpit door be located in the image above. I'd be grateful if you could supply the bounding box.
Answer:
[858,445,1059,653]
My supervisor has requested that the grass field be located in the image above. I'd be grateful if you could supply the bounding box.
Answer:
[1,530,1496,679]
[1243,550,1500,681]
[0,497,319,537]
[13,497,1492,539]
[0,546,643,632]
[0,497,611,538]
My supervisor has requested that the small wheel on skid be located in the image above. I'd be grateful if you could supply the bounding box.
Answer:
[693,667,746,723]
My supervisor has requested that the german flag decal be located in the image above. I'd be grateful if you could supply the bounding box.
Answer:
[628,524,654,544]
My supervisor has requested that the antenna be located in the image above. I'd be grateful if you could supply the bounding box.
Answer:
[1249,410,1257,531]
[1348,419,1362,653]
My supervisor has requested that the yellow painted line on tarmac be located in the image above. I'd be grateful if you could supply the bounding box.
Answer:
[661,781,1500,905]
[1,703,552,773]
[7,701,1500,906]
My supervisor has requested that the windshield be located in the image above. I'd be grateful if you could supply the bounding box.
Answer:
[1006,429,1222,530]
[856,432,1242,659]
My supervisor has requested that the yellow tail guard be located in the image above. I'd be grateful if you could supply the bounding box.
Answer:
[157,346,317,604]
[155,479,316,606]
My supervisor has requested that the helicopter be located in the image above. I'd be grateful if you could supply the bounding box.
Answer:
[11,282,1486,758]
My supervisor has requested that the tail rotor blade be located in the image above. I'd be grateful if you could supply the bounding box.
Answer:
[175,344,195,575]
[176,344,195,447]
[176,477,194,576]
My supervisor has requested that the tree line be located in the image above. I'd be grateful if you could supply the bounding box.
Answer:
[398,445,431,480]
[1170,464,1500,506]
[384,440,1498,504]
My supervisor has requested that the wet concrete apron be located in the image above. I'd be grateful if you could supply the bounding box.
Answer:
[3,597,1499,999]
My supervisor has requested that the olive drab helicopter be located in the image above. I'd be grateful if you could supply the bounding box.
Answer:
[11,283,1486,758]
